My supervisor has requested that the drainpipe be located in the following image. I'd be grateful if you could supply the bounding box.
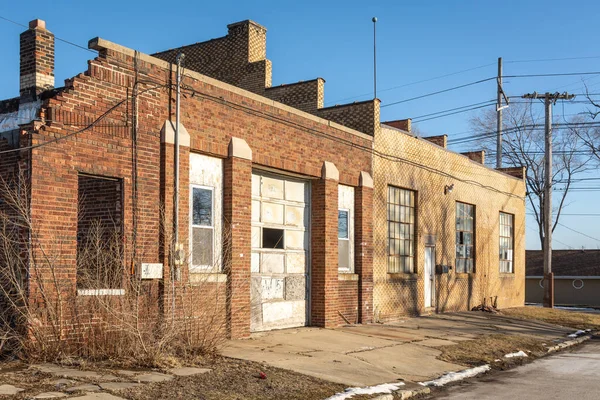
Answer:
[173,53,184,319]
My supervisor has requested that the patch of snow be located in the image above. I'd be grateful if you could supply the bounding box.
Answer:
[556,306,598,312]
[504,351,528,358]
[419,365,491,387]
[568,330,586,338]
[325,382,405,400]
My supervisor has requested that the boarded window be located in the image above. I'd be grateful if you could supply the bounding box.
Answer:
[456,202,475,273]
[387,186,415,273]
[191,186,214,269]
[77,174,123,289]
[499,212,514,273]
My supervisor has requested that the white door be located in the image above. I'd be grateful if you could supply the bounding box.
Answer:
[424,247,435,308]
[250,172,309,332]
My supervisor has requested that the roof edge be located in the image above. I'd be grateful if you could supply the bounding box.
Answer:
[88,37,373,142]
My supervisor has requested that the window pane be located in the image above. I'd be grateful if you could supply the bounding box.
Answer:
[193,227,213,267]
[263,228,284,249]
[338,210,349,239]
[193,188,212,226]
[338,239,349,270]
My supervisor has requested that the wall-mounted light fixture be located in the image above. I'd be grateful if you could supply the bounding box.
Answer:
[444,184,454,195]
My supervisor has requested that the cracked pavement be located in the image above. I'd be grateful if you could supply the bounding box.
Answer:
[222,311,574,386]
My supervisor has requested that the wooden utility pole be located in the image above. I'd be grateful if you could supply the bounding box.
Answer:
[496,57,503,168]
[496,57,509,168]
[522,91,575,308]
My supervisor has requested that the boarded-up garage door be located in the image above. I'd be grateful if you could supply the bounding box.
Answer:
[251,172,309,332]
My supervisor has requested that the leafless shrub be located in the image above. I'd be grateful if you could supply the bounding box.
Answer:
[0,172,238,367]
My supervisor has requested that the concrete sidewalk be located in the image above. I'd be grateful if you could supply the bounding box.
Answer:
[222,311,574,386]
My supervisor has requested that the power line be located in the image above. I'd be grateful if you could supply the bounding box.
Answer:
[504,72,600,79]
[325,62,496,106]
[0,15,95,53]
[557,222,600,242]
[413,103,496,123]
[381,77,496,108]
[409,99,495,120]
[506,56,600,64]
[527,213,600,216]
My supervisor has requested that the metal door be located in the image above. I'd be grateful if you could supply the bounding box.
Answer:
[424,246,435,308]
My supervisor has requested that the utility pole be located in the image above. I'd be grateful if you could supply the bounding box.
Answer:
[496,57,503,168]
[522,91,575,308]
[372,17,377,99]
[496,57,509,168]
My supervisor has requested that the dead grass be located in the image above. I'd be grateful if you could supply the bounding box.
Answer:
[501,306,600,331]
[438,334,548,368]
[119,357,346,400]
[0,357,346,400]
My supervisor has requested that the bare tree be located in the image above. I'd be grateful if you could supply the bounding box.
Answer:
[470,102,592,249]
[578,90,600,162]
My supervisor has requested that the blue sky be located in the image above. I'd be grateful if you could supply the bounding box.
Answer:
[1,0,599,250]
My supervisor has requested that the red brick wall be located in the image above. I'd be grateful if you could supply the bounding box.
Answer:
[355,185,374,323]
[311,178,339,327]
[20,37,372,339]
[223,156,252,338]
[338,279,358,324]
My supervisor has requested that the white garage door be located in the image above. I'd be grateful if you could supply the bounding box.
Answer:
[251,172,309,332]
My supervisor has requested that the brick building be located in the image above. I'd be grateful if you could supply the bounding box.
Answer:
[0,19,525,341]
[372,123,526,321]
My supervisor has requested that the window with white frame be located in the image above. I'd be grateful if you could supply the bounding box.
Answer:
[387,186,415,273]
[499,212,514,273]
[191,186,214,269]
[456,202,475,273]
[189,153,222,272]
[338,185,354,272]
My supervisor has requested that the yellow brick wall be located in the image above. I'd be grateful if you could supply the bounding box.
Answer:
[372,125,526,322]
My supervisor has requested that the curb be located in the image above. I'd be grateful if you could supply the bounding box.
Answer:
[366,333,594,400]
[546,334,592,353]
[372,387,431,400]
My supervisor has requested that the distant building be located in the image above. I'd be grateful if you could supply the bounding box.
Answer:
[526,250,600,307]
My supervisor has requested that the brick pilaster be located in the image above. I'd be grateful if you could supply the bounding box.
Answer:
[224,138,252,338]
[311,161,339,327]
[356,171,374,323]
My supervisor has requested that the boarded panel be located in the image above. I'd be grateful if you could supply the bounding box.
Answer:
[285,205,304,227]
[285,276,306,300]
[285,181,305,202]
[261,278,285,300]
[286,230,305,250]
[261,253,285,274]
[286,252,306,274]
[252,200,261,222]
[251,252,260,273]
[262,177,284,199]
[262,202,284,224]
[251,226,261,248]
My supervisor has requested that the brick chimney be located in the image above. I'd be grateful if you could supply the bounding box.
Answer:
[20,19,54,101]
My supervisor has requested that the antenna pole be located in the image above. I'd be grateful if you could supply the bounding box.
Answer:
[372,17,377,99]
